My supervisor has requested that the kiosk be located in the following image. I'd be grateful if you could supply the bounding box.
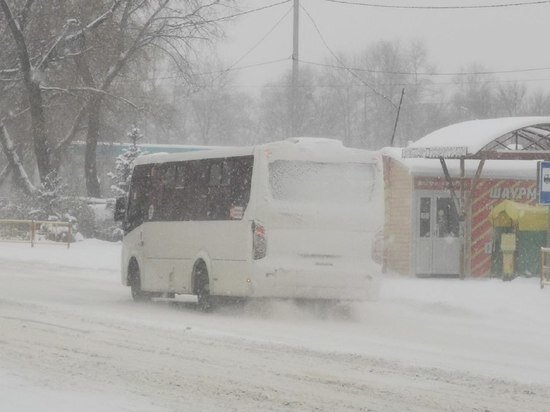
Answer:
[382,117,550,277]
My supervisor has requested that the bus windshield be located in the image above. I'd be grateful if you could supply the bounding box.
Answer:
[268,160,375,204]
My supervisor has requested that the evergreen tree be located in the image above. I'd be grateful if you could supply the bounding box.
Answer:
[109,126,144,198]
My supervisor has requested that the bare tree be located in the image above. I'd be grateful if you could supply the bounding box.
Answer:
[0,0,120,193]
[495,82,527,116]
[0,119,35,194]
[525,90,550,116]
[1,0,226,197]
[0,0,51,185]
[58,0,225,197]
[256,40,438,148]
[451,64,496,121]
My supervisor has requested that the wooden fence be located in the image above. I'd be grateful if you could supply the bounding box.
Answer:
[0,219,72,248]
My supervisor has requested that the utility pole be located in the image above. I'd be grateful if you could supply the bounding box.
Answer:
[291,0,299,137]
[390,88,405,147]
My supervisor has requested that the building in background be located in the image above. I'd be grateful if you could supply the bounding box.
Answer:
[63,142,213,196]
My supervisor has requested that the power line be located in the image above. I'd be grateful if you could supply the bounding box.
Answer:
[212,5,293,81]
[299,4,397,108]
[116,76,550,89]
[200,0,291,24]
[113,57,550,85]
[298,58,550,76]
[325,0,550,10]
[250,77,550,87]
[118,58,291,82]
[423,77,550,86]
[117,4,293,84]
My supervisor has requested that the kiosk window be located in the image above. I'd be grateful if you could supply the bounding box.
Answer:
[436,197,459,238]
[419,197,431,238]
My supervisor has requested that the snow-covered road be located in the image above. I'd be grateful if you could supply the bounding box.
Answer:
[1,240,550,411]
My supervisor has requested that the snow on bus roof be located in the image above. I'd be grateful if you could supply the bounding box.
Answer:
[134,138,376,166]
[404,116,550,158]
[134,145,251,165]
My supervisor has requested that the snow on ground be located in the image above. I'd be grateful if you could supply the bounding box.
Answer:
[0,238,120,271]
[1,239,550,411]
[0,370,152,412]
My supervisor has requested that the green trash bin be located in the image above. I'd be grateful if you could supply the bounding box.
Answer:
[516,231,547,276]
[490,200,549,278]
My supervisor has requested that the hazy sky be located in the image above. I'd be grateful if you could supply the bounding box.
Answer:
[216,0,550,91]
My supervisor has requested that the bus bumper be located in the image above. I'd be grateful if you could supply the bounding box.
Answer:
[248,263,379,301]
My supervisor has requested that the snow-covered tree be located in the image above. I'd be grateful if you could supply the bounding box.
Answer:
[0,171,95,241]
[32,173,68,221]
[1,1,229,198]
[109,127,144,198]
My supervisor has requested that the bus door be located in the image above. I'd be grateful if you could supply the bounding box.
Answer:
[124,165,154,289]
[142,165,175,292]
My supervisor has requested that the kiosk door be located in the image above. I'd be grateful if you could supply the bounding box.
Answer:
[415,193,461,276]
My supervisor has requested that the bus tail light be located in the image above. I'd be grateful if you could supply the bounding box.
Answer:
[252,221,267,260]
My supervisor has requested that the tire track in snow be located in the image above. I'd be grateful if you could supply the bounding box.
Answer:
[1,261,550,411]
[1,297,550,411]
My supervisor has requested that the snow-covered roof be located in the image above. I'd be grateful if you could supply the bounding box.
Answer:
[403,117,550,158]
[382,146,538,180]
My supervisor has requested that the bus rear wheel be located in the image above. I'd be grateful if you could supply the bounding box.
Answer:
[128,260,150,302]
[193,262,214,312]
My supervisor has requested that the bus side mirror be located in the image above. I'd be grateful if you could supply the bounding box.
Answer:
[114,197,127,222]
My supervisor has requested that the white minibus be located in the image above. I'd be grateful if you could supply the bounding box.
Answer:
[115,138,380,309]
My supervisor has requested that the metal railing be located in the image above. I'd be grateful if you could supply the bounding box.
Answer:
[540,247,550,289]
[0,219,72,248]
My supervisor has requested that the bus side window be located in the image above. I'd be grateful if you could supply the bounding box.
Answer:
[158,164,177,221]
[164,157,254,222]
[175,164,186,189]
[209,162,222,187]
[206,156,254,221]
[205,160,231,220]
[149,166,163,220]
[221,160,232,186]
[184,160,209,220]
[174,163,188,221]
[230,156,253,210]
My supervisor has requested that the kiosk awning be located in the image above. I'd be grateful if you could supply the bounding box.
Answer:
[402,116,550,160]
[490,200,548,231]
